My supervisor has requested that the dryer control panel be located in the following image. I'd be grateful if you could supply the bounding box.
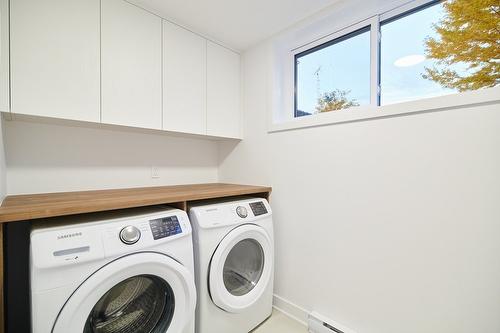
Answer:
[190,198,272,229]
[249,201,268,216]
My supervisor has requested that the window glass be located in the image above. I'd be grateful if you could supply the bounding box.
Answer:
[295,27,371,117]
[380,0,499,105]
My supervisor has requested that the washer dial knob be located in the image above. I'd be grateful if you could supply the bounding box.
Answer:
[120,225,141,245]
[236,206,248,218]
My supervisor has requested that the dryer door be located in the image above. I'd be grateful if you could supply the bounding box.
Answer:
[209,224,273,313]
[52,252,196,333]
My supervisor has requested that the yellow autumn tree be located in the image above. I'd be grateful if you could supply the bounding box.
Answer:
[423,0,500,91]
[316,89,359,113]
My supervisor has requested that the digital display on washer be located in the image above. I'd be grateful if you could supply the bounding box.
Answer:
[249,201,268,216]
[149,216,182,240]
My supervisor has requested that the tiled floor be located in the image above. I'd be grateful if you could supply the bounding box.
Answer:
[252,309,307,333]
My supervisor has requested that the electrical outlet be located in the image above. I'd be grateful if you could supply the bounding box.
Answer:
[151,166,160,179]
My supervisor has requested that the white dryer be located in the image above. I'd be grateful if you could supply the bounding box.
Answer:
[189,197,274,333]
[30,206,197,333]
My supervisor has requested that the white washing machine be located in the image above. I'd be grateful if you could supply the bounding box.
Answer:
[189,197,274,333]
[30,206,197,333]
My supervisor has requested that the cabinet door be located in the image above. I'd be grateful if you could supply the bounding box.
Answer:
[10,0,100,121]
[0,0,8,112]
[101,0,162,130]
[206,42,241,139]
[163,21,206,135]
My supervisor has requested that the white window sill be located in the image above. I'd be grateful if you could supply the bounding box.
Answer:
[268,86,500,133]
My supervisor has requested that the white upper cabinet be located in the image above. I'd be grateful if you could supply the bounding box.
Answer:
[0,0,8,112]
[163,21,207,135]
[8,0,241,139]
[10,0,100,122]
[206,41,241,139]
[101,0,162,130]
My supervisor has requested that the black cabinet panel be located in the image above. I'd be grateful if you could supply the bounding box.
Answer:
[5,221,31,333]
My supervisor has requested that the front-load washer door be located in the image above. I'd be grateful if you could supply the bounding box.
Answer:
[209,224,273,313]
[52,252,196,333]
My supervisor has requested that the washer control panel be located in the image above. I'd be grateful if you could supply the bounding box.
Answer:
[149,216,182,240]
[249,201,268,216]
[119,225,141,244]
[236,206,248,218]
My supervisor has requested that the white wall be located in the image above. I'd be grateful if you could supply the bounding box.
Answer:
[1,0,499,331]
[218,40,500,332]
[4,119,219,194]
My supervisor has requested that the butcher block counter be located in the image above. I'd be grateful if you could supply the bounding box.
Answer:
[0,183,272,333]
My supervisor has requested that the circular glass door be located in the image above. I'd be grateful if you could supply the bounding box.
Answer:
[52,253,196,333]
[84,275,174,333]
[209,224,273,313]
[223,239,264,296]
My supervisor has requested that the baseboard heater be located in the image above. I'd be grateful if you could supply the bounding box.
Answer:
[308,312,357,333]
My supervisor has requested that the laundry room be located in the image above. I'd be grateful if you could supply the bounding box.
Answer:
[0,0,499,332]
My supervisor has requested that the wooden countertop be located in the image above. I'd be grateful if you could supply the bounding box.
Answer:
[0,183,272,223]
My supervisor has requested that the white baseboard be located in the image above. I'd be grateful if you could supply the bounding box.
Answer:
[272,294,309,326]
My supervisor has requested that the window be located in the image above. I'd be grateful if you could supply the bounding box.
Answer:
[292,0,499,118]
[295,27,371,117]
[379,1,498,105]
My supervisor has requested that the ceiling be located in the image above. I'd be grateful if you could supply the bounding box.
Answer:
[129,0,340,51]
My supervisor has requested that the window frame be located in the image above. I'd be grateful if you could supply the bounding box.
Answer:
[379,0,442,23]
[290,17,379,118]
[270,0,500,132]
[293,24,373,117]
[378,0,443,106]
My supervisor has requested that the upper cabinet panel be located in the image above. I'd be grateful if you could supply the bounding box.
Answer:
[0,0,9,112]
[101,0,162,130]
[10,0,100,122]
[163,21,207,135]
[8,0,240,139]
[206,41,241,139]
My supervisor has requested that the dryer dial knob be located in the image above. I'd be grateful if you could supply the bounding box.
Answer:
[236,206,248,218]
[120,226,141,245]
